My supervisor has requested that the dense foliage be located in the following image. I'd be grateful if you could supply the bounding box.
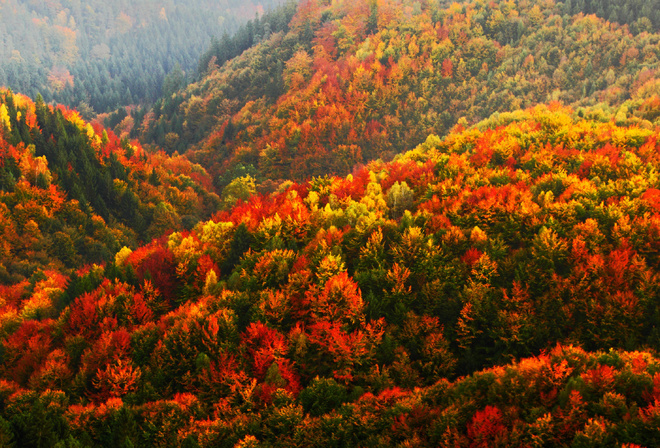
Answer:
[563,0,660,29]
[0,88,219,283]
[2,104,660,445]
[136,0,660,185]
[0,0,282,113]
[5,0,660,445]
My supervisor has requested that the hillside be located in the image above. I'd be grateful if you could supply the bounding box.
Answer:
[4,0,660,445]
[0,88,219,285]
[0,0,283,113]
[2,105,660,445]
[137,0,660,187]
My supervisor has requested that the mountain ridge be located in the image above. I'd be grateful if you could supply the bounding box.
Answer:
[136,0,660,188]
[0,88,219,285]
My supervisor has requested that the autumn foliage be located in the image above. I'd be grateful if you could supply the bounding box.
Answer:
[0,100,659,445]
[4,0,660,445]
[0,88,219,286]
[140,0,660,187]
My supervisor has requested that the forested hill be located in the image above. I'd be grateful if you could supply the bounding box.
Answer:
[136,0,660,187]
[0,88,219,284]
[3,0,660,445]
[0,0,283,113]
[2,104,660,446]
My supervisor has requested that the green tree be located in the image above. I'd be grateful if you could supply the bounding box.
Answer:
[387,181,414,218]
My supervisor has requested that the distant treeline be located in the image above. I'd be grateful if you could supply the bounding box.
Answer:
[197,1,299,76]
[0,0,283,114]
[563,0,660,31]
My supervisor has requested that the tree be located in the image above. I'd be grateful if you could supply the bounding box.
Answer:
[221,175,256,210]
[387,181,414,218]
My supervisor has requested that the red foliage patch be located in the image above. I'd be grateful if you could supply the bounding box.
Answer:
[467,405,506,448]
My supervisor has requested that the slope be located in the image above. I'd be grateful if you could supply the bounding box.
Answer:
[2,103,660,445]
[139,0,660,187]
[0,88,219,285]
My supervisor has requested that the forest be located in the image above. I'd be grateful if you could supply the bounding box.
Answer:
[3,93,660,447]
[0,0,284,114]
[133,0,660,186]
[0,89,219,284]
[1,0,660,446]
